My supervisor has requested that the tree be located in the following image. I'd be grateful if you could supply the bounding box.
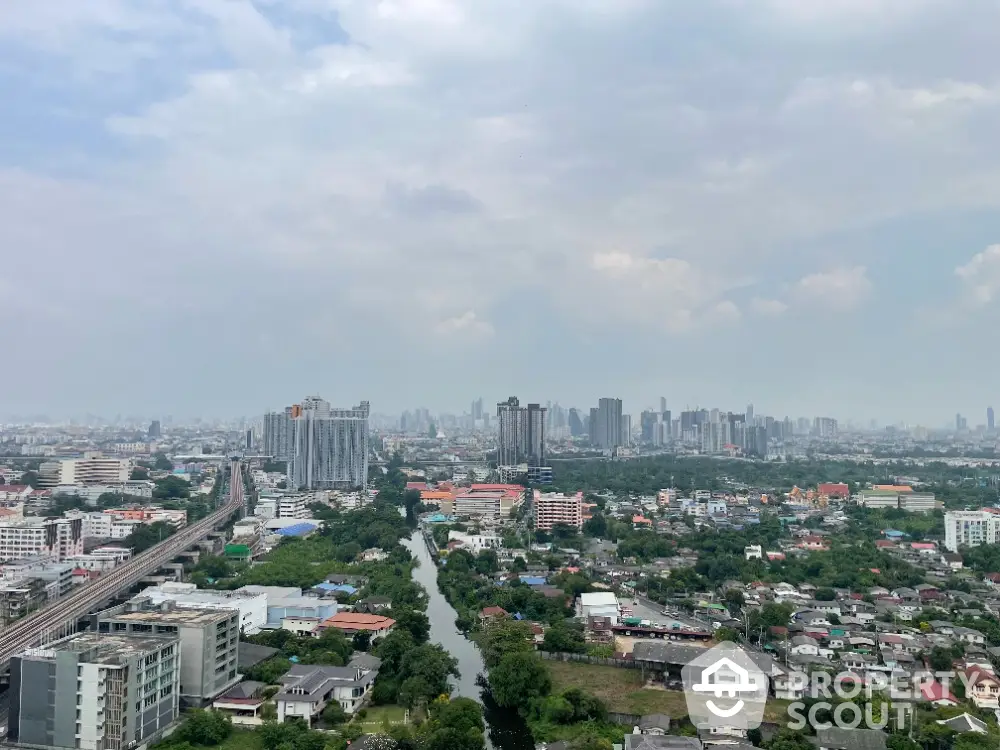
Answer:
[175,709,232,745]
[542,621,586,654]
[571,735,614,750]
[714,627,741,644]
[392,609,430,644]
[353,630,372,652]
[433,697,484,735]
[488,652,551,710]
[886,734,920,750]
[814,588,836,601]
[764,730,814,750]
[153,475,190,500]
[19,471,39,489]
[481,619,534,669]
[474,549,499,575]
[928,646,955,672]
[151,452,174,471]
[321,701,348,726]
[396,644,459,707]
[428,424,438,439]
[130,466,149,480]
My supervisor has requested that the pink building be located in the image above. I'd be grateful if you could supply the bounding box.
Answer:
[534,490,583,531]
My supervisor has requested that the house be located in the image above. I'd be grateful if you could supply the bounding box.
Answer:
[357,596,392,613]
[213,681,267,726]
[275,655,380,723]
[918,680,958,707]
[744,545,762,561]
[789,635,820,657]
[479,606,508,630]
[360,548,389,562]
[321,613,396,638]
[936,713,988,734]
[954,626,987,646]
[962,666,1000,709]
[941,553,963,570]
[637,714,672,735]
[624,737,703,750]
[817,728,886,750]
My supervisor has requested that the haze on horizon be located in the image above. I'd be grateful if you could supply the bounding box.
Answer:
[3,1,1000,427]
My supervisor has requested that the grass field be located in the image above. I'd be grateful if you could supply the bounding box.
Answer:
[546,661,790,722]
[353,705,409,732]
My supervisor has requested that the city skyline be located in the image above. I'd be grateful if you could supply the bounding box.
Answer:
[5,4,1000,424]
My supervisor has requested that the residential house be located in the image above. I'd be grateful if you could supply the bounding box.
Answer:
[213,681,268,726]
[954,626,987,646]
[936,713,988,734]
[479,606,508,630]
[816,728,886,750]
[321,613,395,638]
[790,635,820,657]
[962,666,1000,709]
[275,656,380,723]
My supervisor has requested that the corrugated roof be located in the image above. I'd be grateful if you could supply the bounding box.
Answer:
[276,522,318,537]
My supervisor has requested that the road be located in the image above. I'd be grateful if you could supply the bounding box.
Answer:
[0,458,246,669]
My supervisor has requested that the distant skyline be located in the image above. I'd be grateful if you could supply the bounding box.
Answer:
[4,3,1000,425]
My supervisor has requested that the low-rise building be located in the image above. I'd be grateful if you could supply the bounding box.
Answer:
[321,612,395,637]
[139,582,268,634]
[0,576,45,625]
[237,585,339,629]
[534,490,584,531]
[7,632,180,750]
[96,598,241,703]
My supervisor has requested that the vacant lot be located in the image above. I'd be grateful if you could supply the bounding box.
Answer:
[353,705,409,732]
[546,661,790,722]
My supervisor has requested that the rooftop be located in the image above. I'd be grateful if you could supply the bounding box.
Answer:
[110,606,234,626]
[23,632,173,665]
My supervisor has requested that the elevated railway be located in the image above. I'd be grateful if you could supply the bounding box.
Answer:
[0,459,246,668]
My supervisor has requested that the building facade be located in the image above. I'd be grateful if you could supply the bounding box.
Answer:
[285,398,370,491]
[7,632,180,750]
[534,490,584,531]
[945,510,1000,552]
[0,517,84,562]
[37,452,130,488]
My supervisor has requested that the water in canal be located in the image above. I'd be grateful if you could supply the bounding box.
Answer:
[403,532,535,750]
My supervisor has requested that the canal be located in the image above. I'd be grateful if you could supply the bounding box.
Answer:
[403,532,535,750]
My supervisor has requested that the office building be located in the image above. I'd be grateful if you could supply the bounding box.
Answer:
[591,398,624,451]
[534,490,584,531]
[0,517,84,562]
[568,408,585,437]
[945,510,1000,552]
[956,413,968,431]
[37,452,130,488]
[7,632,180,750]
[148,420,162,438]
[97,598,241,703]
[454,489,503,518]
[526,403,546,465]
[660,396,667,413]
[285,398,370,491]
[989,407,996,432]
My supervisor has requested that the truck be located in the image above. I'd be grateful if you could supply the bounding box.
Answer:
[622,617,642,626]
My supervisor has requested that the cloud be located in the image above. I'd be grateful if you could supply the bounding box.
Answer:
[6,0,1000,417]
[792,267,872,310]
[750,298,789,316]
[955,244,1000,306]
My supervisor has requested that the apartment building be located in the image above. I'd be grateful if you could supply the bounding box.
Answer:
[534,490,584,531]
[7,632,180,750]
[65,546,133,572]
[276,495,310,519]
[453,489,503,518]
[97,598,241,703]
[0,577,45,625]
[37,452,130,488]
[945,510,1000,552]
[0,516,84,562]
[0,556,74,599]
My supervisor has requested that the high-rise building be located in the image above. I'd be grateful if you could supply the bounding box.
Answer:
[813,417,838,438]
[956,413,968,431]
[148,420,161,438]
[659,396,667,413]
[471,398,483,422]
[496,397,546,466]
[7,632,180,750]
[746,403,754,424]
[287,398,369,491]
[534,490,584,531]
[591,398,624,451]
[988,407,995,432]
[263,405,300,461]
[568,408,584,437]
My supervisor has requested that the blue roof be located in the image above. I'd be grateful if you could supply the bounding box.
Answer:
[276,523,318,537]
[519,576,547,586]
[883,529,906,537]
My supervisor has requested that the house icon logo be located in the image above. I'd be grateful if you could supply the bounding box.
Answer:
[681,641,769,730]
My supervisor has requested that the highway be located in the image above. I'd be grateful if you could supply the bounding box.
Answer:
[0,459,246,669]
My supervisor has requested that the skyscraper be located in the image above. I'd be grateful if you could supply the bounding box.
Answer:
[497,397,546,466]
[471,398,483,421]
[283,397,369,490]
[568,408,584,437]
[591,398,624,452]
[746,403,754,424]
[659,396,667,413]
[956,413,967,431]
[988,407,995,432]
[148,420,161,438]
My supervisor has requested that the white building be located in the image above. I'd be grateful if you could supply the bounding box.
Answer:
[277,495,310,519]
[745,545,763,560]
[138,582,268,634]
[65,546,133,572]
[275,658,378,723]
[37,452,130,488]
[944,510,1000,552]
[0,517,85,562]
[447,530,502,553]
[579,592,620,623]
[51,480,154,501]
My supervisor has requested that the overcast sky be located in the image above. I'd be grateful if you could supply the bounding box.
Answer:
[3,0,1000,426]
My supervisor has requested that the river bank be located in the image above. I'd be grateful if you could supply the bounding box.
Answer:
[403,531,535,750]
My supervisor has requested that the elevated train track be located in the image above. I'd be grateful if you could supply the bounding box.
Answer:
[0,459,246,669]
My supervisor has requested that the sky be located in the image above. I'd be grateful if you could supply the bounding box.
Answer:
[4,0,1000,427]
